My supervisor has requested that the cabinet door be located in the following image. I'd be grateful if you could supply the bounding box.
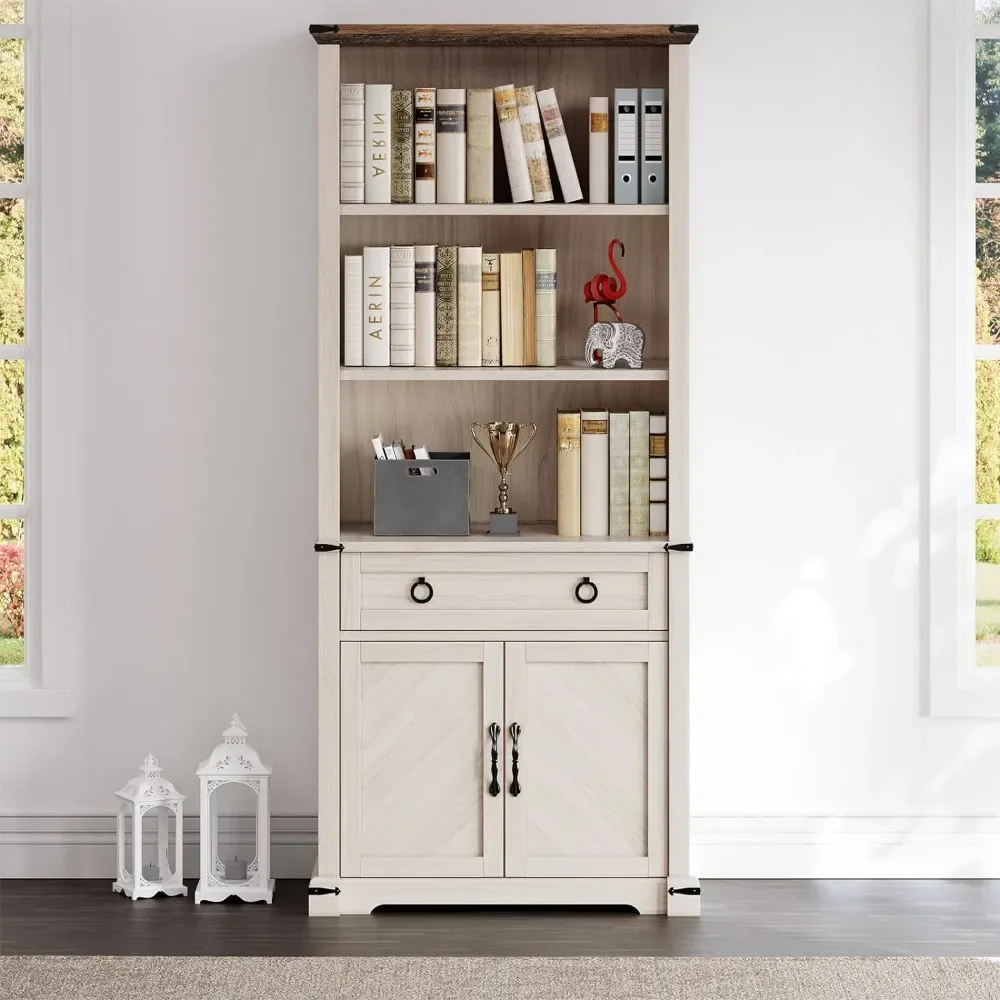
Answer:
[504,641,666,878]
[341,641,504,878]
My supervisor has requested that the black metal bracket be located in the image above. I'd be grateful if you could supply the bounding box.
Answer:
[308,886,341,895]
[664,542,694,553]
[314,542,345,552]
[668,886,701,896]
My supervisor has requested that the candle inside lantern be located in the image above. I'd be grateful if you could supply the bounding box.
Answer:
[142,863,159,882]
[224,857,247,881]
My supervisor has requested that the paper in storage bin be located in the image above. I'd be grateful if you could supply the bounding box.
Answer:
[373,452,471,536]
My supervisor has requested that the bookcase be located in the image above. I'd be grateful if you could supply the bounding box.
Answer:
[309,23,698,916]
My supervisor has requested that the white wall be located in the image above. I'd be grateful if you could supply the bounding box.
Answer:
[5,0,996,877]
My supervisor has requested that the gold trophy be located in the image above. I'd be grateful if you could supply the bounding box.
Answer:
[470,421,538,535]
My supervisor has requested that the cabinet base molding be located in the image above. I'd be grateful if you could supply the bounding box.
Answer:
[308,875,686,916]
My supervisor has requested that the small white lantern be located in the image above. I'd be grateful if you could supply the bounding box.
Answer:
[113,754,187,900]
[195,714,274,904]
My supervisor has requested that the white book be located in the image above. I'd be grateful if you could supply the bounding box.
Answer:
[629,409,650,536]
[581,409,610,537]
[389,245,415,366]
[515,85,554,203]
[340,83,365,204]
[414,87,436,204]
[650,479,667,503]
[372,434,387,459]
[392,441,406,460]
[494,85,533,204]
[414,245,436,367]
[609,411,630,537]
[482,253,501,366]
[343,254,364,367]
[534,248,557,367]
[362,245,390,367]
[650,501,667,537]
[499,251,524,366]
[650,457,667,480]
[414,443,432,476]
[458,246,483,367]
[557,410,581,537]
[365,84,392,204]
[536,88,582,203]
[589,96,609,205]
[436,88,467,204]
[466,88,494,204]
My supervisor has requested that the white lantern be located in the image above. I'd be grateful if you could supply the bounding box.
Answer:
[194,714,274,904]
[113,754,187,900]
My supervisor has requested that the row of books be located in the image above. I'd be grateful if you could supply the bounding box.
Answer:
[341,84,665,206]
[371,435,429,462]
[557,410,666,538]
[345,246,557,368]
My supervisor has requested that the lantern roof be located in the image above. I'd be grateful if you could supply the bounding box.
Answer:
[116,754,185,804]
[197,714,271,777]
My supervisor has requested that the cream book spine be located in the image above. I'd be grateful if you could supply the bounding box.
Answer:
[389,245,415,366]
[581,409,610,537]
[589,96,609,204]
[534,248,557,367]
[629,409,650,537]
[362,245,390,367]
[436,89,467,204]
[414,245,436,367]
[557,410,582,537]
[365,83,392,204]
[536,88,583,203]
[481,253,501,366]
[340,83,365,204]
[343,254,364,367]
[458,246,483,367]
[494,85,533,204]
[499,251,524,366]
[466,88,494,204]
[649,411,667,536]
[521,249,536,366]
[516,85,554,203]
[414,88,436,204]
[609,412,630,537]
[390,89,414,204]
[435,245,458,366]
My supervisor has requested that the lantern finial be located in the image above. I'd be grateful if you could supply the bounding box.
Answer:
[224,714,248,745]
[141,754,161,777]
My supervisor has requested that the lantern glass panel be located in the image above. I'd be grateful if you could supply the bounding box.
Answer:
[210,779,259,878]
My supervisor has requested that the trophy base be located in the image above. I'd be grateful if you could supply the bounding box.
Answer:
[488,512,519,536]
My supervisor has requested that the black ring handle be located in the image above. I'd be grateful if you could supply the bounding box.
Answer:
[574,577,598,604]
[409,577,434,604]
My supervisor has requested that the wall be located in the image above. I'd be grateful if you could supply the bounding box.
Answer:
[4,0,995,877]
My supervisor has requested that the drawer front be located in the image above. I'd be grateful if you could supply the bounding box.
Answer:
[342,552,666,631]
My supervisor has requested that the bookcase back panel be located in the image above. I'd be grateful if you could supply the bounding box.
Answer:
[341,216,669,363]
[340,380,665,526]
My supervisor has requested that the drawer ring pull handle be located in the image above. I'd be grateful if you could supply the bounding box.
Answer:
[409,577,434,604]
[574,577,599,604]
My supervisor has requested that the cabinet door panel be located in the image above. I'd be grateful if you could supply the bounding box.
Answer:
[504,641,666,878]
[341,641,504,877]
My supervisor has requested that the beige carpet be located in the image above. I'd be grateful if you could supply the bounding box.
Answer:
[2,957,1000,999]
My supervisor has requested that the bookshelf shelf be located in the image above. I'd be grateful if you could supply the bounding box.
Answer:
[339,362,669,382]
[339,203,669,217]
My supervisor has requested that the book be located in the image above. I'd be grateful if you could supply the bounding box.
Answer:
[458,246,483,367]
[629,409,650,536]
[343,254,364,367]
[640,88,665,204]
[516,85,554,204]
[534,248,557,367]
[581,409,609,537]
[649,411,667,536]
[535,88,582,203]
[466,88,494,204]
[521,249,536,366]
[499,252,524,366]
[414,87,436,204]
[482,253,501,366]
[390,89,414,204]
[494,85,533,204]
[414,245,436,367]
[392,440,406,460]
[589,96,609,204]
[365,83,392,204]
[389,245,415,366]
[435,245,458,366]
[340,83,365,204]
[436,88,467,204]
[372,433,387,459]
[609,412,630,537]
[614,88,639,205]
[557,409,582,537]
[362,245,390,366]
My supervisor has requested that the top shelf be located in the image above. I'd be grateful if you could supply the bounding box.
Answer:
[340,203,668,218]
[309,24,699,47]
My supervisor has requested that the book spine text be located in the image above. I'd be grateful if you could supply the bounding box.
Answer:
[362,245,390,366]
[436,89,467,204]
[494,85,533,204]
[414,245,436,367]
[534,248,557,367]
[435,245,458,366]
[557,409,582,537]
[536,88,583,203]
[516,84,554,203]
[365,84,392,204]
[414,88,436,204]
[481,253,501,366]
[390,89,414,204]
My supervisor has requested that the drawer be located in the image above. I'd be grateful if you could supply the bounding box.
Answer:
[341,552,665,631]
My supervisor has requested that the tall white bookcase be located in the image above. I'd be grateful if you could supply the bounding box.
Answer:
[309,23,698,917]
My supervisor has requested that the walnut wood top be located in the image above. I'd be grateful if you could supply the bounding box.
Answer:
[309,24,699,46]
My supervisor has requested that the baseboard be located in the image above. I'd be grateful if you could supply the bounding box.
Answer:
[693,816,1000,878]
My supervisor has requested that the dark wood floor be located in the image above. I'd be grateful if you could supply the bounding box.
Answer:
[3,879,1000,956]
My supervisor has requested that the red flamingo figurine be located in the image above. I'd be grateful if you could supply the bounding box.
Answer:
[583,238,628,325]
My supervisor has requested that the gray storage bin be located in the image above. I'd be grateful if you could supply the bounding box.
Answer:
[373,452,471,536]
